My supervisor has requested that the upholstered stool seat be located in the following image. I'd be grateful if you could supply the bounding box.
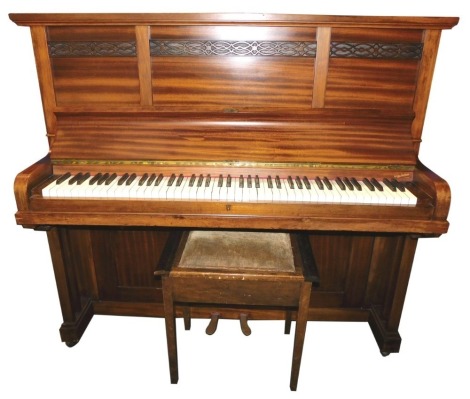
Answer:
[155,230,319,391]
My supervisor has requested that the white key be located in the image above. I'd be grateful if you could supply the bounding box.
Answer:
[42,174,73,197]
[165,174,180,200]
[148,176,170,199]
[226,177,237,202]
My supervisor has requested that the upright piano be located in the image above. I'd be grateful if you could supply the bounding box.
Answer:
[10,13,458,354]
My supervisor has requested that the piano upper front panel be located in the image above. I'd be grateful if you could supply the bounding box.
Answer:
[151,57,315,109]
[325,27,423,110]
[150,25,317,110]
[48,26,140,105]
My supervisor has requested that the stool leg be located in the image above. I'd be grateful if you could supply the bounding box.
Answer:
[285,311,292,335]
[290,282,312,391]
[162,278,179,384]
[183,307,191,330]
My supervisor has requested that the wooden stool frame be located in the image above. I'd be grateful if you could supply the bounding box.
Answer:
[155,230,319,391]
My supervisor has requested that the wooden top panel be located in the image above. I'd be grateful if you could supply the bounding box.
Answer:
[9,13,459,29]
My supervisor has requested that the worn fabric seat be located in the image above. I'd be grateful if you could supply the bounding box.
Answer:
[155,230,319,391]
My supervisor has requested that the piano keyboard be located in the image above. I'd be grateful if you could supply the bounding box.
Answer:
[41,172,418,206]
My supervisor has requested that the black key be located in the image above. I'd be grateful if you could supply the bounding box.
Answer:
[247,175,252,189]
[218,174,223,188]
[56,172,72,185]
[105,173,117,185]
[227,174,232,188]
[118,173,129,185]
[295,176,303,189]
[350,177,362,191]
[97,173,110,185]
[197,174,204,187]
[255,175,260,189]
[343,177,354,190]
[146,173,156,186]
[383,178,396,192]
[89,173,103,185]
[371,178,384,192]
[322,177,332,190]
[391,178,406,192]
[69,172,83,185]
[176,174,184,187]
[315,177,324,190]
[239,175,244,188]
[267,175,273,189]
[189,174,196,187]
[76,172,90,185]
[275,175,282,189]
[167,173,176,186]
[363,178,375,191]
[126,173,137,185]
[287,176,295,189]
[138,173,149,186]
[302,176,311,189]
[155,173,164,186]
[335,177,346,190]
[205,174,211,187]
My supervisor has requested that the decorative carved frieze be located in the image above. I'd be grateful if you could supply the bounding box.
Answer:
[330,42,423,59]
[149,40,317,57]
[48,40,423,60]
[48,41,136,57]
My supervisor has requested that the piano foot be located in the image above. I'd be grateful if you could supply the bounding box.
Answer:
[381,351,391,357]
[65,340,79,348]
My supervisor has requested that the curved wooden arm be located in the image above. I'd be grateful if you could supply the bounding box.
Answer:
[14,155,52,212]
[415,160,451,220]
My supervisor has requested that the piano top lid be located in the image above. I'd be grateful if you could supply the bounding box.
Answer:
[9,13,459,29]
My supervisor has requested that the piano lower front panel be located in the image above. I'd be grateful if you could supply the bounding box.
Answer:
[49,226,415,352]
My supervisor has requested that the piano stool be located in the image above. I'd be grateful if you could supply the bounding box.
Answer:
[155,230,319,391]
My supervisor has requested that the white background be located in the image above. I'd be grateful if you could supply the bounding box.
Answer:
[1,1,467,398]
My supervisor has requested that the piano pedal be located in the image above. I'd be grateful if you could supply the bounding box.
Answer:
[240,313,251,336]
[205,312,220,335]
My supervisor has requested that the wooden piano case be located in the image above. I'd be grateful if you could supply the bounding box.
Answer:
[10,13,458,354]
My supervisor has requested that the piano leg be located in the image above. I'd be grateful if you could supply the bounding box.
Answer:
[46,228,95,346]
[367,235,419,355]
